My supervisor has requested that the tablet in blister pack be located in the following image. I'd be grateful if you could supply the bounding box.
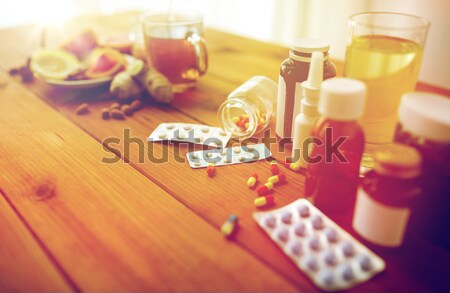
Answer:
[148,123,232,147]
[186,143,272,168]
[253,199,385,291]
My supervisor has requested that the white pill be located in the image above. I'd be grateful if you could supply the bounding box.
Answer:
[183,125,192,131]
[325,227,339,243]
[298,204,310,218]
[308,235,321,251]
[201,126,210,133]
[319,270,334,286]
[233,146,241,154]
[290,241,303,256]
[305,255,318,271]
[358,255,373,271]
[277,229,289,242]
[190,153,198,160]
[206,152,213,158]
[311,214,324,230]
[294,222,306,237]
[324,250,337,266]
[194,162,201,167]
[219,130,227,136]
[264,215,276,228]
[158,132,167,139]
[281,211,292,224]
[341,264,354,281]
[342,241,355,257]
[166,124,175,129]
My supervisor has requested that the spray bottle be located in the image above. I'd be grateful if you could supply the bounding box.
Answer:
[292,51,324,168]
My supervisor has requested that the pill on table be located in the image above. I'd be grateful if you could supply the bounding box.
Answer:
[287,162,300,172]
[294,222,306,237]
[109,102,120,109]
[268,173,287,185]
[305,255,319,271]
[110,108,125,120]
[264,215,276,228]
[298,204,310,218]
[75,103,89,115]
[311,214,324,230]
[221,214,238,237]
[325,227,339,243]
[290,241,303,256]
[319,270,334,286]
[324,250,337,266]
[341,264,354,281]
[247,174,259,188]
[342,241,355,257]
[281,211,292,224]
[358,255,373,271]
[270,160,279,175]
[256,182,274,196]
[277,228,289,242]
[207,163,215,177]
[101,108,110,119]
[254,194,275,208]
[130,99,143,111]
[308,235,321,250]
[121,104,133,116]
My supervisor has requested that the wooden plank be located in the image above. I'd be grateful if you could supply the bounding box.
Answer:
[1,12,450,291]
[0,73,297,292]
[0,193,73,293]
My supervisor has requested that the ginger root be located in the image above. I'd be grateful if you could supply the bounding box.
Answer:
[109,59,173,103]
[110,71,143,100]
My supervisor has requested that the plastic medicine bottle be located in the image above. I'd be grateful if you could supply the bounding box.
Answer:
[353,144,422,248]
[305,78,365,216]
[218,76,278,139]
[394,92,450,246]
[276,39,336,140]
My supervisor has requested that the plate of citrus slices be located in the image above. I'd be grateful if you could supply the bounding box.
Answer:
[30,30,132,89]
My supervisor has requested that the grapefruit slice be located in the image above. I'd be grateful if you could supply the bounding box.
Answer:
[85,48,126,79]
[30,49,81,80]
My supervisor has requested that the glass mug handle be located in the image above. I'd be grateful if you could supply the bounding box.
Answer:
[186,31,208,75]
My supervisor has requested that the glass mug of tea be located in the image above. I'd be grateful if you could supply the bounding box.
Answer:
[141,12,208,93]
[344,12,429,173]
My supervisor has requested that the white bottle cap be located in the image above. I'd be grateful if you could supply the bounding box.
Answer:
[398,92,450,143]
[291,39,330,54]
[318,78,366,121]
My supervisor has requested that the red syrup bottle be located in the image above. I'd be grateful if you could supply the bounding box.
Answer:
[305,78,366,216]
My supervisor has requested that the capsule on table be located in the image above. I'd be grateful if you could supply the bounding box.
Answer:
[254,194,275,208]
[207,163,215,177]
[268,173,287,185]
[247,173,259,188]
[221,214,238,237]
[270,160,279,175]
[257,182,274,196]
[286,162,300,172]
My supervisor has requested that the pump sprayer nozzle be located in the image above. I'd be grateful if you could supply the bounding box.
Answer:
[307,51,324,89]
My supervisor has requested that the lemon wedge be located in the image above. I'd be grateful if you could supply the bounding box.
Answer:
[30,49,81,80]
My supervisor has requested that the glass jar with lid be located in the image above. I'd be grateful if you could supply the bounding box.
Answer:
[218,76,278,139]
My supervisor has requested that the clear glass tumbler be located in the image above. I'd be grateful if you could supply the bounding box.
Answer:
[141,12,208,93]
[344,12,429,173]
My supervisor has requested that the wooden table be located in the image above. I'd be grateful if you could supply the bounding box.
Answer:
[1,12,449,292]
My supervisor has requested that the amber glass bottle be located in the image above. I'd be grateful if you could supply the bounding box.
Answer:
[276,39,336,140]
[305,78,366,216]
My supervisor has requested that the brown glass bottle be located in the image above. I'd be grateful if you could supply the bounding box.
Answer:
[276,39,336,140]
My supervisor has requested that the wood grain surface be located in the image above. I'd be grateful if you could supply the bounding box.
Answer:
[0,11,449,292]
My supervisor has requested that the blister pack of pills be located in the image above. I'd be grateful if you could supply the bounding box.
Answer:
[253,199,385,291]
[148,123,232,148]
[186,143,272,168]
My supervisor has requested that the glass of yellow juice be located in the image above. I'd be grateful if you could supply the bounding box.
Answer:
[344,12,429,173]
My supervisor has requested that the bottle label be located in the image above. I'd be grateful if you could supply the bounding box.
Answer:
[276,74,286,138]
[353,187,410,247]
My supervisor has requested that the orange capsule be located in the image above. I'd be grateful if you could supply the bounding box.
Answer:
[207,163,215,177]
[268,173,287,185]
[257,182,274,196]
[254,194,275,208]
[247,173,259,188]
[270,160,279,175]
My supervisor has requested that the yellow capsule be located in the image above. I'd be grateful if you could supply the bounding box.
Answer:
[245,122,250,129]
[289,162,300,172]
[232,116,240,123]
[264,181,274,190]
[254,195,275,208]
[221,214,238,237]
